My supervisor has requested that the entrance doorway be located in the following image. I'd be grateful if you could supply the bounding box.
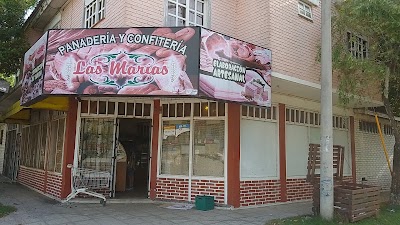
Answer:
[115,118,151,199]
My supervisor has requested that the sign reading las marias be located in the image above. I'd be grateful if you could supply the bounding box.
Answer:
[21,27,272,107]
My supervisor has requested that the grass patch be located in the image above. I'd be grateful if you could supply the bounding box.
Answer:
[0,203,16,218]
[266,205,400,225]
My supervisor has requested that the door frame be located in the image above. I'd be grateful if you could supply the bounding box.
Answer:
[115,118,153,198]
[74,99,154,198]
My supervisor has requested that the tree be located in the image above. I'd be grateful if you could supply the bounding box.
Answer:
[0,0,36,78]
[332,0,400,204]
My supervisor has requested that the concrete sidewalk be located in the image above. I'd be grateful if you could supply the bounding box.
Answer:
[0,177,312,225]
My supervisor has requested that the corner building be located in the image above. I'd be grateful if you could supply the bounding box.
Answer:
[0,0,393,208]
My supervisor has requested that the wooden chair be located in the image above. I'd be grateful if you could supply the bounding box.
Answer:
[306,144,345,184]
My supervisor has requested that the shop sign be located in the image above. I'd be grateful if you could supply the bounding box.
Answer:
[163,125,176,139]
[21,27,271,107]
[199,28,272,107]
[21,27,201,106]
[175,124,190,137]
[21,32,48,105]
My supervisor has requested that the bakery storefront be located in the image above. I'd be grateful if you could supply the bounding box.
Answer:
[20,26,272,207]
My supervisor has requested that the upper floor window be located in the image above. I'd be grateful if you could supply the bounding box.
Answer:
[347,32,368,59]
[298,1,313,20]
[85,0,105,28]
[166,0,208,27]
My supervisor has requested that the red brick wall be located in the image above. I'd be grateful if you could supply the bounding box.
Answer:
[286,178,313,201]
[286,177,354,202]
[240,180,281,207]
[46,173,62,199]
[18,166,64,199]
[156,178,189,202]
[191,179,224,204]
[155,178,225,204]
[18,166,45,193]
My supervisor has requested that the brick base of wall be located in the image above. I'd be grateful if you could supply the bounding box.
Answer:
[18,166,45,193]
[155,178,225,204]
[191,179,224,204]
[18,166,63,199]
[286,176,354,202]
[240,180,281,207]
[287,178,313,202]
[46,173,62,199]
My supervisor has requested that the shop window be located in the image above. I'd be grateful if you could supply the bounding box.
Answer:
[81,100,89,113]
[160,101,226,177]
[184,103,191,117]
[160,120,190,175]
[166,0,209,27]
[298,1,313,20]
[358,120,392,135]
[80,100,152,118]
[118,102,125,116]
[194,103,200,117]
[242,105,277,121]
[384,124,393,136]
[285,108,349,129]
[143,104,152,116]
[193,120,224,177]
[162,101,224,118]
[85,0,105,28]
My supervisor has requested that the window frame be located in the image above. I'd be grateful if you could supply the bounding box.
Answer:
[164,0,211,28]
[347,32,369,60]
[84,0,106,28]
[298,1,313,20]
[158,100,226,179]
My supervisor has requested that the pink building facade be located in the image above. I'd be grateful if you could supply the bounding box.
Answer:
[0,0,393,209]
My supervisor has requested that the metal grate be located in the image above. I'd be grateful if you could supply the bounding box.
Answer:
[79,118,115,172]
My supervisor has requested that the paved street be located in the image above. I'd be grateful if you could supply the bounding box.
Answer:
[0,177,312,225]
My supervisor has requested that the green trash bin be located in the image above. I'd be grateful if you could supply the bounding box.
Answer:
[195,195,214,211]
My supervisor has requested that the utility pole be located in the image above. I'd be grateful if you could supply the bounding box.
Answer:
[320,0,334,220]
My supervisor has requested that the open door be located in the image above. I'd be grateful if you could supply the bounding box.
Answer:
[115,118,152,199]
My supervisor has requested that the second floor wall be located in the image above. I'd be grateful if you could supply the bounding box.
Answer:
[26,0,342,91]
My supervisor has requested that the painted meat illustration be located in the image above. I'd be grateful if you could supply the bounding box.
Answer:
[42,27,197,96]
[199,29,271,106]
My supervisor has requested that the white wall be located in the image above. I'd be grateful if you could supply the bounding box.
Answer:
[286,125,351,178]
[240,119,279,180]
[286,124,309,177]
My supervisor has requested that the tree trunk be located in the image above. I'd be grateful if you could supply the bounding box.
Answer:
[383,97,400,205]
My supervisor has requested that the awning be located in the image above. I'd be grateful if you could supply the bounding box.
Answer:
[30,96,70,111]
[0,96,69,123]
[0,101,30,122]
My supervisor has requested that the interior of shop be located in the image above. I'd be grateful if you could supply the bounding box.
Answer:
[115,118,151,199]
